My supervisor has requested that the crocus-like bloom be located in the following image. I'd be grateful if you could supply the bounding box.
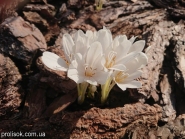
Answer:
[41,26,148,104]
[101,52,148,103]
[100,34,148,103]
[114,52,148,90]
[67,41,109,104]
[62,30,99,64]
[42,30,97,71]
[101,30,146,71]
[68,42,109,86]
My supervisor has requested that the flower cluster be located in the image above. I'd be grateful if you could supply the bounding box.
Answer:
[41,27,148,104]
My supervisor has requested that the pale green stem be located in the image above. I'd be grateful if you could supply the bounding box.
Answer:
[77,82,89,104]
[101,77,115,104]
[96,0,104,11]
[109,81,116,92]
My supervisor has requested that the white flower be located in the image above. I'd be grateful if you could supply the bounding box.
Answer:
[68,42,109,86]
[102,34,146,71]
[113,52,148,90]
[113,70,142,90]
[102,35,131,71]
[42,30,98,72]
[41,26,148,104]
[101,50,148,103]
[62,30,98,64]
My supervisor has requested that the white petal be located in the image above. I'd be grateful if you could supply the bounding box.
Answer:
[93,70,109,84]
[73,53,85,70]
[67,68,84,83]
[86,30,95,42]
[104,44,113,57]
[69,61,77,68]
[124,52,148,74]
[101,56,108,71]
[129,40,145,53]
[86,30,93,37]
[97,27,112,51]
[113,36,120,48]
[113,35,127,49]
[116,80,141,91]
[129,36,137,43]
[124,70,142,82]
[101,56,106,66]
[93,55,104,71]
[115,39,132,61]
[116,83,126,91]
[68,53,86,83]
[62,34,75,61]
[42,51,68,71]
[109,64,126,71]
[75,41,87,55]
[85,77,98,86]
[118,35,127,43]
[74,30,86,44]
[86,42,102,66]
[116,51,139,64]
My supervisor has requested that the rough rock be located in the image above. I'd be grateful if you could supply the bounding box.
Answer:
[57,3,76,23]
[30,0,45,3]
[1,0,185,138]
[36,47,76,93]
[67,0,85,9]
[23,2,60,45]
[70,1,153,30]
[171,23,185,115]
[138,21,177,122]
[23,73,47,119]
[43,89,77,117]
[23,71,76,119]
[0,0,19,23]
[23,47,77,119]
[0,53,23,119]
[23,3,56,18]
[23,11,49,32]
[70,103,162,139]
[54,28,77,48]
[156,114,185,139]
[149,0,185,19]
[0,16,47,65]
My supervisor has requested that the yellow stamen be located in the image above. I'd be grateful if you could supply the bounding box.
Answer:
[115,71,129,83]
[85,66,96,77]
